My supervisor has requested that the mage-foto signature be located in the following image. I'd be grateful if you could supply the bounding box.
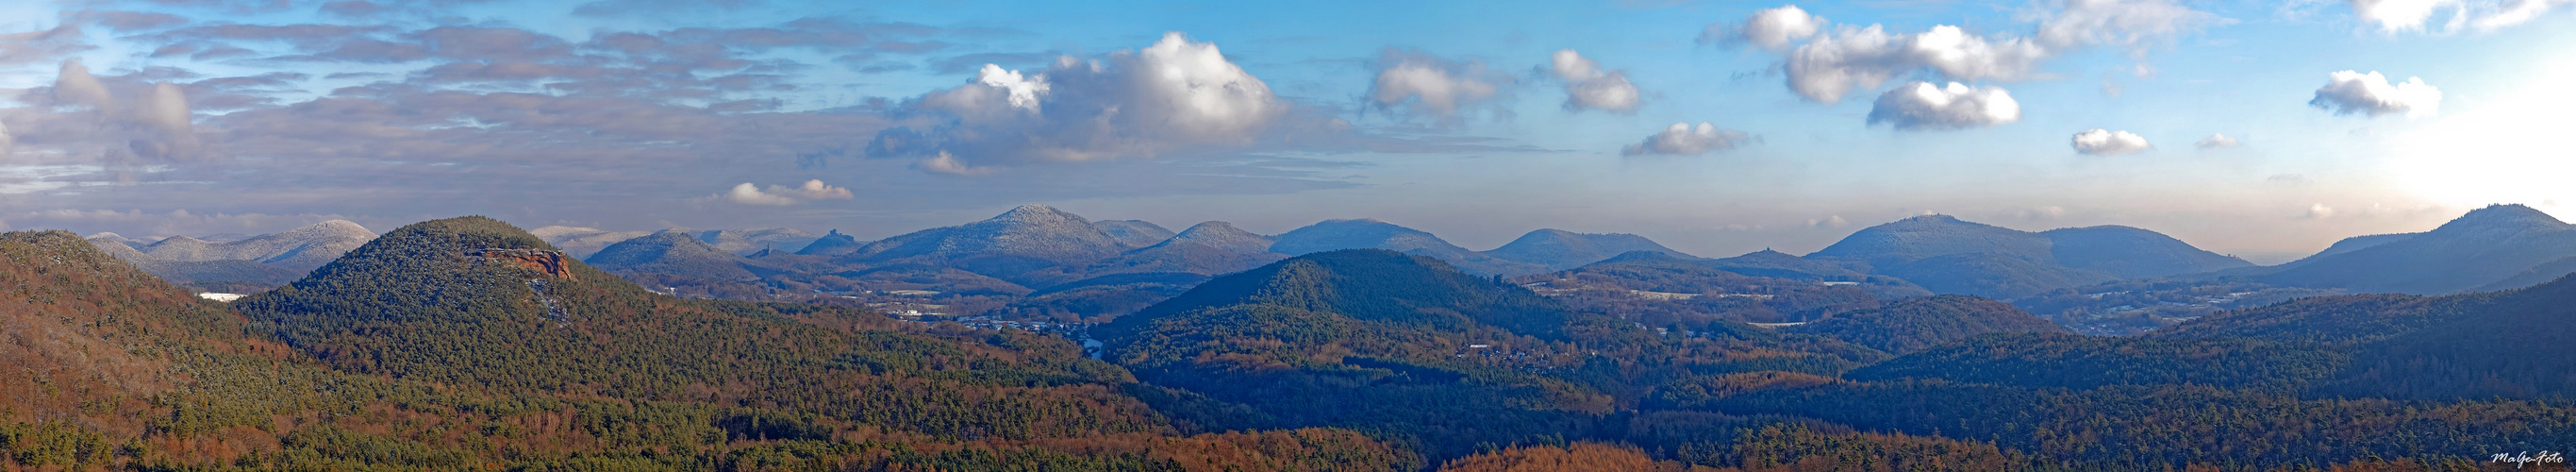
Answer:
[2494,451,2567,468]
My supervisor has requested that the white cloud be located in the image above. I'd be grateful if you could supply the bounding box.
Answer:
[1807,215,1850,228]
[0,122,13,160]
[973,64,1048,112]
[2195,133,2240,148]
[2070,128,2152,155]
[50,59,113,109]
[2344,0,2573,32]
[868,32,1288,168]
[1622,122,1750,156]
[2474,0,2576,29]
[720,183,798,206]
[1865,81,2021,130]
[1708,5,1826,51]
[2351,0,2459,32]
[712,179,855,206]
[2309,70,2442,118]
[919,151,995,176]
[1369,49,1505,118]
[1785,25,2049,104]
[2035,0,2230,53]
[1548,50,1641,113]
[8,59,201,162]
[781,179,854,200]
[1726,2,2220,104]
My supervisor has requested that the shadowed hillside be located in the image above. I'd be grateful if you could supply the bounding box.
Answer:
[2257,204,2576,294]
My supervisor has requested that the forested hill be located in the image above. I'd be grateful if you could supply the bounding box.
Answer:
[2152,272,2576,400]
[4,219,1427,470]
[18,216,2576,470]
[1101,249,1888,459]
[1118,249,1573,338]
[1,230,238,442]
[1786,295,2071,354]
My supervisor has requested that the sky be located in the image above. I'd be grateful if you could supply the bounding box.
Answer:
[0,0,2569,263]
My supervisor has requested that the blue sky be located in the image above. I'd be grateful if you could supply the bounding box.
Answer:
[0,0,2568,262]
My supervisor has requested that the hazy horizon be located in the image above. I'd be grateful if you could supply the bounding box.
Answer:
[59,200,2567,266]
[2,0,2568,263]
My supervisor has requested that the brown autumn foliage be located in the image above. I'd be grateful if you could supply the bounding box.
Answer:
[0,230,224,437]
[1438,442,1714,472]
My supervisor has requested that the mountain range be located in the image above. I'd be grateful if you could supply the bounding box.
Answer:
[14,210,2576,469]
[505,205,2285,323]
[1800,215,2253,298]
[2251,204,2576,295]
[84,220,377,290]
[2005,204,2576,334]
[531,226,820,258]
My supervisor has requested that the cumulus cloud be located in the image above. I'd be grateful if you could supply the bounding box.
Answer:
[1547,50,1641,113]
[1718,2,2219,104]
[0,11,1394,239]
[2070,128,2152,155]
[6,59,202,164]
[51,59,115,109]
[1807,215,1850,228]
[1865,81,2021,130]
[866,32,1292,170]
[972,64,1048,111]
[2195,133,2240,148]
[2309,70,2442,118]
[712,179,855,206]
[2302,203,2336,219]
[1623,123,1751,156]
[1706,5,1825,51]
[1369,48,1508,118]
[719,183,798,206]
[2350,0,2460,31]
[1784,25,2049,104]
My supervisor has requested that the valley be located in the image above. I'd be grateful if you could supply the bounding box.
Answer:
[15,204,2576,470]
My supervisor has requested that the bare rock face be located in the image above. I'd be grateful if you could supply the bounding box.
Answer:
[472,248,576,278]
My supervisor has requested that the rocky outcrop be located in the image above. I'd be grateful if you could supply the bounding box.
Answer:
[471,248,575,278]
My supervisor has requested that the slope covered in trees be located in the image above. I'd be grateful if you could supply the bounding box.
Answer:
[1511,251,1884,325]
[1102,249,1886,459]
[1785,295,2070,354]
[0,220,1423,470]
[19,213,2576,470]
[1803,215,2248,299]
[2256,204,2576,294]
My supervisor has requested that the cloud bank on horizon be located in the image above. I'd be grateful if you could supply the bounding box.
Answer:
[0,0,2568,259]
